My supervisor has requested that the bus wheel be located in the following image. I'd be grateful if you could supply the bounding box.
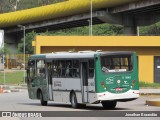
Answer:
[102,101,117,109]
[39,91,47,106]
[70,92,79,108]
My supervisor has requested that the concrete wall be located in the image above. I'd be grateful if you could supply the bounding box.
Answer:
[4,33,18,56]
[138,56,153,83]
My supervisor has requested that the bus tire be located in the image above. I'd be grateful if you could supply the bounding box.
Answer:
[70,92,79,108]
[102,101,117,109]
[39,91,47,106]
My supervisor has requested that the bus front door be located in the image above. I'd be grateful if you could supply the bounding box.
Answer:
[81,62,89,103]
[47,62,53,100]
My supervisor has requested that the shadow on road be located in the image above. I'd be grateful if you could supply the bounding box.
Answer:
[18,102,131,111]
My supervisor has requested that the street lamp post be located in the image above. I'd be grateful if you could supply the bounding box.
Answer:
[18,25,25,84]
[90,0,93,36]
[88,20,91,36]
[137,26,140,36]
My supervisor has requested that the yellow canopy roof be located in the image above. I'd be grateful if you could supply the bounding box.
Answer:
[0,0,138,28]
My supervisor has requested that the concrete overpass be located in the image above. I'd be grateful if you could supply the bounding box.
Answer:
[0,0,160,51]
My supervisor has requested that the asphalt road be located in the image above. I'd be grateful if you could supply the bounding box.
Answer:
[0,90,160,111]
[0,90,160,120]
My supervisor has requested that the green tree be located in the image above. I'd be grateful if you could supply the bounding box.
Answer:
[140,22,160,36]
[0,43,11,55]
[0,0,12,13]
[40,23,124,36]
[18,31,36,54]
[0,0,65,13]
[93,24,124,35]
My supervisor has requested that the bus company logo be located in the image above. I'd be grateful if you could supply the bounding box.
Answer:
[54,81,62,87]
[124,81,129,84]
[106,77,114,84]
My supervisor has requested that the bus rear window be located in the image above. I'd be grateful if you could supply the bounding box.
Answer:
[101,54,133,73]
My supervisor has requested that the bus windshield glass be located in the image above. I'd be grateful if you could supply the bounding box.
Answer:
[101,54,133,73]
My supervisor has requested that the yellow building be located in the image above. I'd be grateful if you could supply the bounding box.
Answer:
[32,36,160,83]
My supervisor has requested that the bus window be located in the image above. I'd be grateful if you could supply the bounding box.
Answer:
[28,60,35,80]
[52,60,80,78]
[66,60,72,77]
[36,60,45,78]
[52,60,58,77]
[57,60,66,78]
[89,59,94,78]
[73,60,79,68]
[73,60,80,78]
[101,55,133,73]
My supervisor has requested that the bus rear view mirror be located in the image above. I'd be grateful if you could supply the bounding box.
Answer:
[28,60,35,66]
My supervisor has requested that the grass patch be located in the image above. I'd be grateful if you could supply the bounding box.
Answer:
[0,71,24,85]
[139,82,160,88]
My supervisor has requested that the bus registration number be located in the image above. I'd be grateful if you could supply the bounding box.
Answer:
[115,88,123,91]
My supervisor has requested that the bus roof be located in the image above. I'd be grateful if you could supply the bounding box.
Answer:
[29,51,134,60]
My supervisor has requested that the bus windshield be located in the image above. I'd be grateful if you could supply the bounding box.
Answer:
[101,54,133,73]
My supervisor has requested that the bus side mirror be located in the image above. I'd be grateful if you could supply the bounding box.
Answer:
[28,60,35,66]
[28,61,31,66]
[26,67,29,71]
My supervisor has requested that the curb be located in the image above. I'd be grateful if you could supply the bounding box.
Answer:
[0,89,25,93]
[139,89,160,96]
[140,93,160,96]
[0,85,26,94]
[3,90,11,93]
[10,89,21,92]
[146,98,160,107]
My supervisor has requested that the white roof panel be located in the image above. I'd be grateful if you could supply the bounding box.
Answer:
[46,52,97,59]
[30,51,134,59]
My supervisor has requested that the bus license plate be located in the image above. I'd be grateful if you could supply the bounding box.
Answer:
[116,88,123,91]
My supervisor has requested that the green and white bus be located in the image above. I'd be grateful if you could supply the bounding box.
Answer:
[26,51,139,109]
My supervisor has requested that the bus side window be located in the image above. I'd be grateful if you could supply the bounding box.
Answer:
[52,60,80,78]
[36,60,45,78]
[52,60,58,78]
[52,60,66,78]
[58,60,66,78]
[73,60,80,78]
[28,60,35,80]
[65,60,73,77]
[89,59,94,78]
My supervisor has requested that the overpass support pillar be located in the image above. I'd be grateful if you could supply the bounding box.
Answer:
[4,33,19,55]
[98,12,138,36]
[123,15,137,36]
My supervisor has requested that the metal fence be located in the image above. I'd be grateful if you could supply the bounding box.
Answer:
[4,54,30,69]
